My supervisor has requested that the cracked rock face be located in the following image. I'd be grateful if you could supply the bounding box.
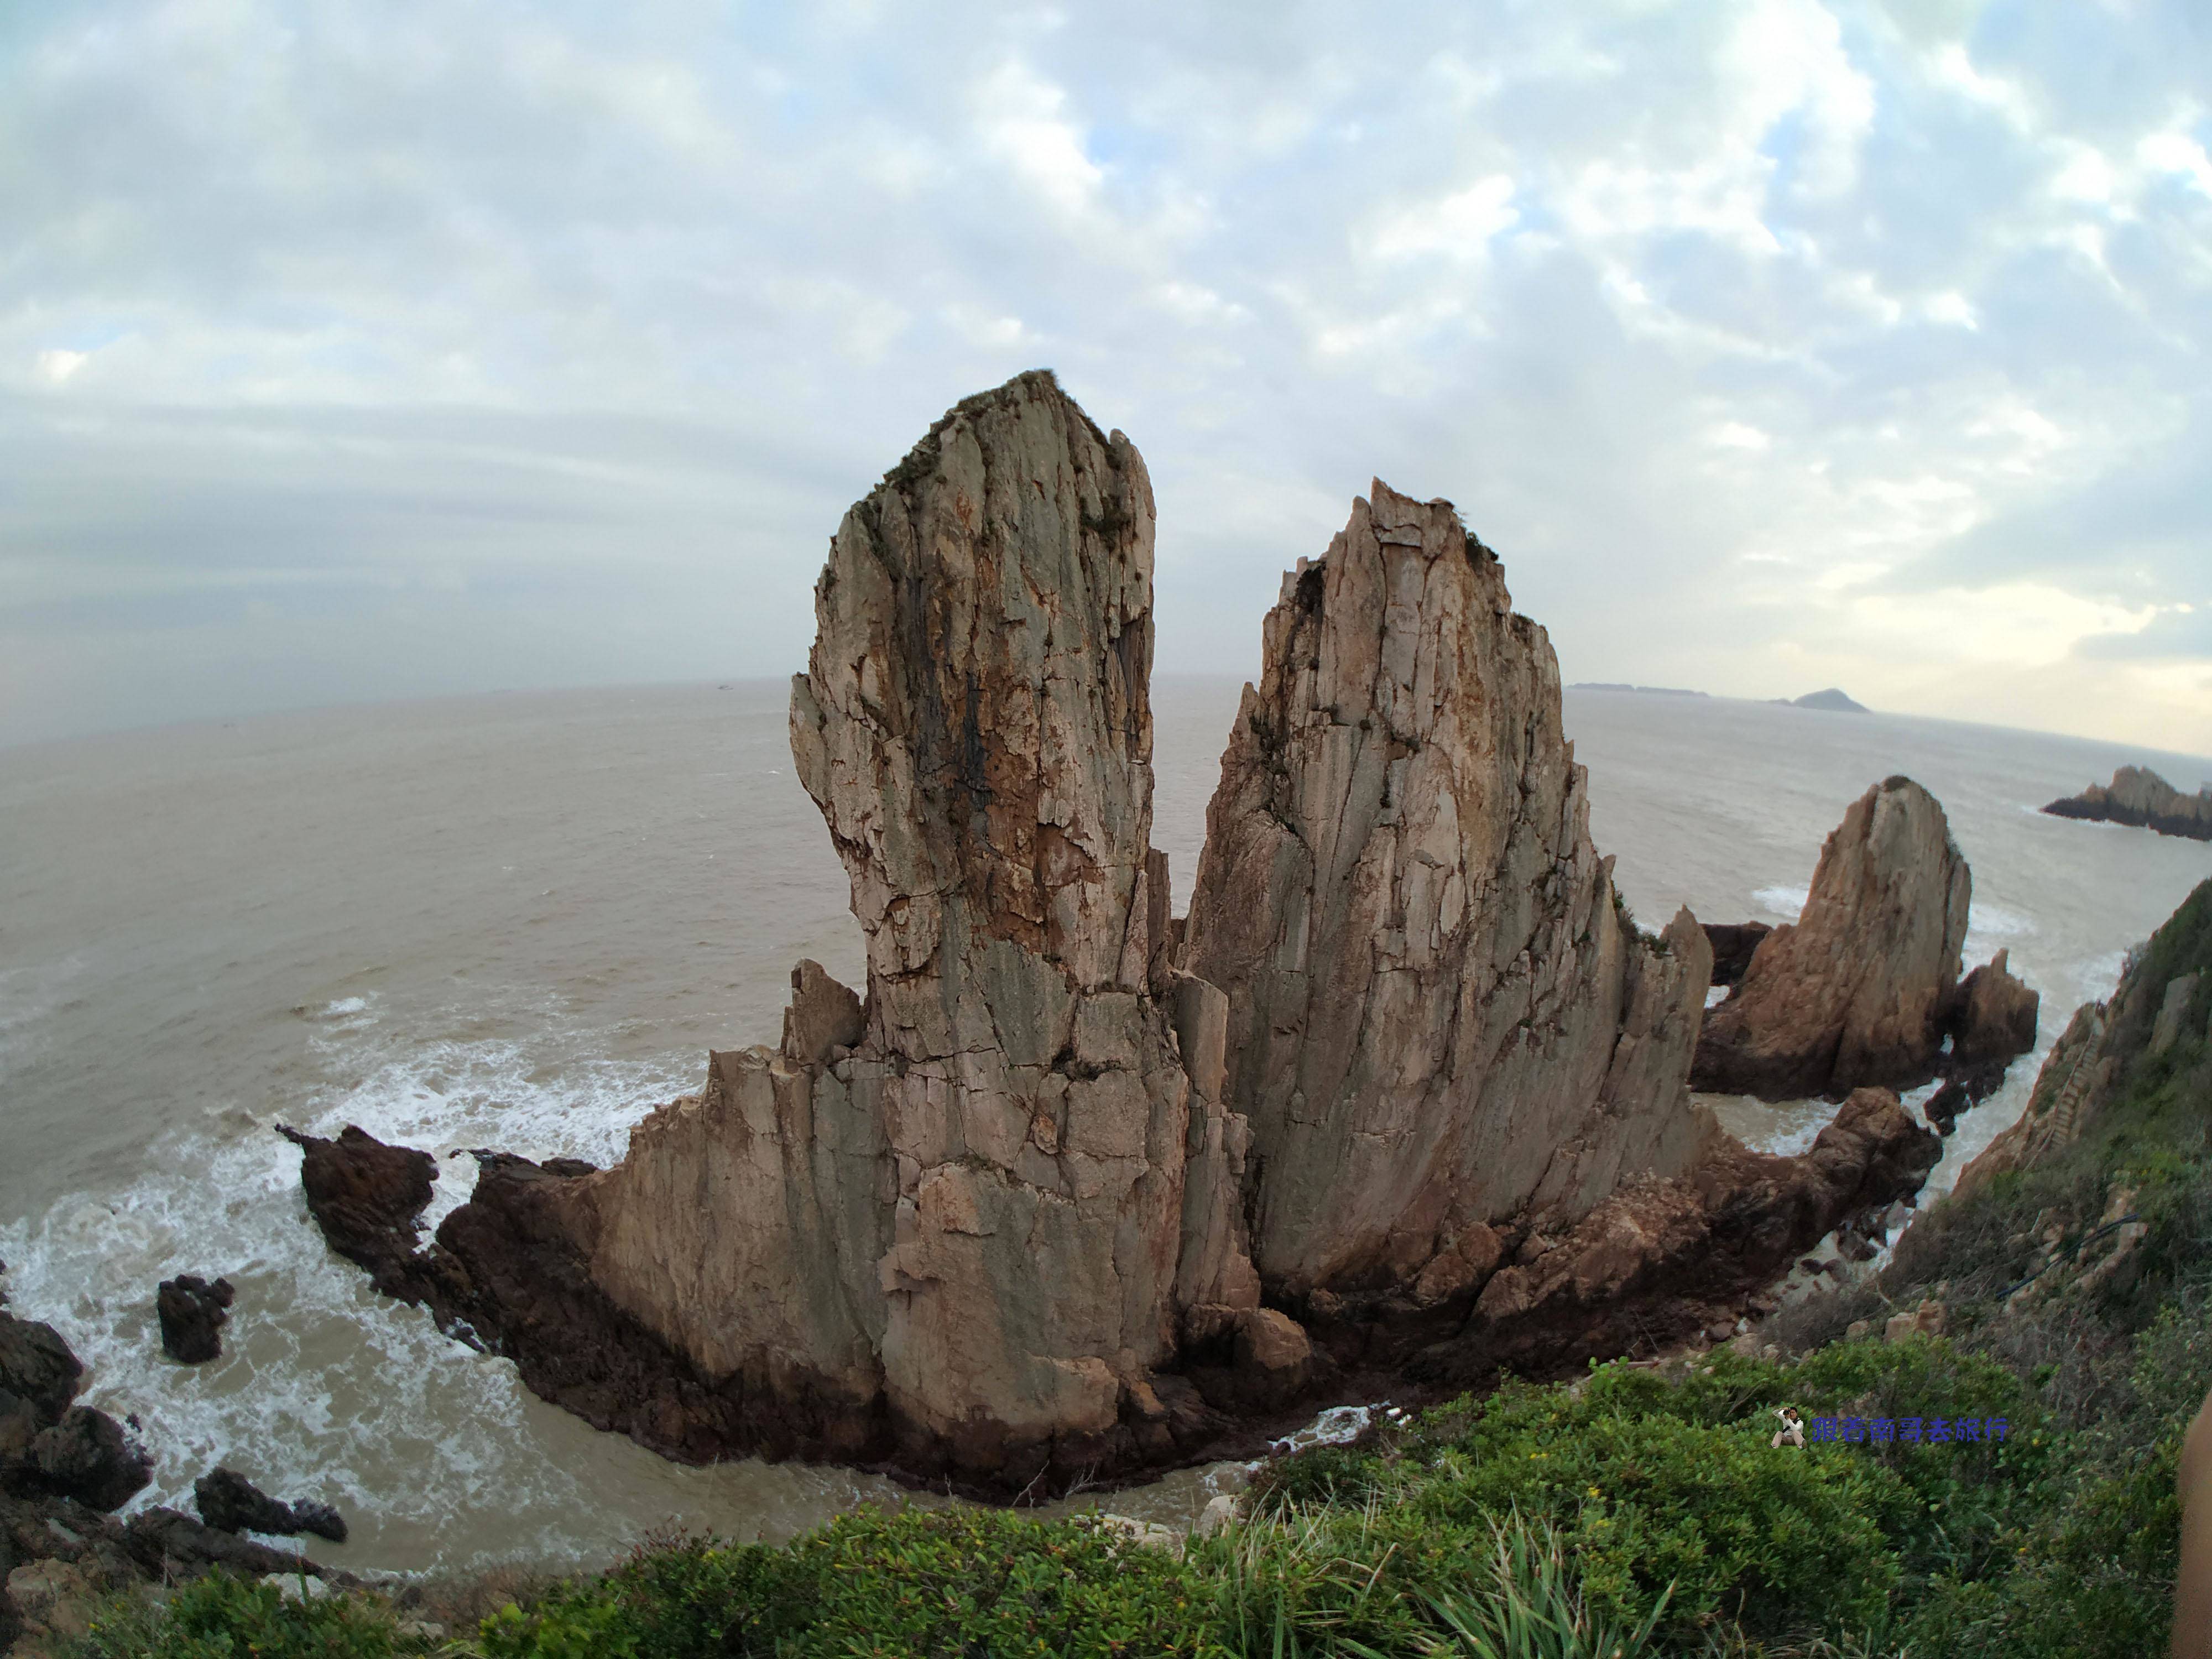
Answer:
[1181,481,1712,1305]
[1693,777,1976,1102]
[433,370,1264,1490]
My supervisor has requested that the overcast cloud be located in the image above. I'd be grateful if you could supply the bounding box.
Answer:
[3,0,2209,755]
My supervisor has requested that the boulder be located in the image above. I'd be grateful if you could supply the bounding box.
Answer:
[156,1275,235,1365]
[17,1408,152,1513]
[0,1315,82,1427]
[275,1124,436,1288]
[1945,950,2038,1067]
[122,1507,321,1581]
[1182,481,1711,1306]
[194,1468,347,1543]
[1693,778,1976,1100]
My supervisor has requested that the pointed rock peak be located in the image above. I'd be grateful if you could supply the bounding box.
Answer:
[1183,482,1710,1305]
[1695,778,1975,1100]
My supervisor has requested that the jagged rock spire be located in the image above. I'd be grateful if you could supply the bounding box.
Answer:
[1182,481,1711,1306]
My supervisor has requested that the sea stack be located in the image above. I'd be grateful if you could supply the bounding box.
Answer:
[1692,776,2036,1100]
[281,373,1958,1490]
[1182,482,1712,1319]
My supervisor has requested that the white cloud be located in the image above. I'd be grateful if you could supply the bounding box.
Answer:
[1371,175,1519,262]
[1923,291,1979,328]
[974,58,1104,223]
[2140,129,2212,196]
[1842,581,2158,667]
[36,349,88,384]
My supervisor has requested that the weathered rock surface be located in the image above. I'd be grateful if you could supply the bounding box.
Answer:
[1405,1089,1940,1384]
[279,379,1974,1497]
[1182,481,1712,1308]
[1702,922,1772,988]
[1693,777,2034,1100]
[0,1314,82,1427]
[2043,766,2212,842]
[277,1124,436,1291]
[13,1408,153,1514]
[156,1275,234,1365]
[281,373,1278,1498]
[194,1467,347,1543]
[1947,948,2039,1067]
[0,1310,149,1517]
[1960,880,2211,1193]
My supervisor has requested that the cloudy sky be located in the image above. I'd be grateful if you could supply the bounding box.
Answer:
[4,0,2209,756]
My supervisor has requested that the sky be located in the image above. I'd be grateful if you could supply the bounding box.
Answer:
[3,0,2210,758]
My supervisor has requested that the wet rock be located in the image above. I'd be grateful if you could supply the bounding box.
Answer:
[17,1408,152,1513]
[1182,480,1711,1306]
[275,1124,436,1290]
[194,1468,347,1543]
[1694,778,1997,1100]
[1945,950,2039,1068]
[1194,1493,1239,1537]
[1702,922,1772,988]
[2043,766,2212,842]
[0,1314,82,1427]
[123,1507,322,1581]
[156,1275,235,1365]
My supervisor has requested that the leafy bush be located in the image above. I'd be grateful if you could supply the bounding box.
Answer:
[479,1506,1217,1659]
[66,1572,440,1659]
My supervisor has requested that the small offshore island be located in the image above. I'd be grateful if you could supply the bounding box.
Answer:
[2045,765,2212,843]
[4,374,2205,1657]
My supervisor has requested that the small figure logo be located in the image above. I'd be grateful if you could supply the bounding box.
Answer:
[1771,1406,1805,1448]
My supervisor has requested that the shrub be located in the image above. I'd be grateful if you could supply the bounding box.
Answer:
[66,1572,440,1659]
[479,1506,1217,1659]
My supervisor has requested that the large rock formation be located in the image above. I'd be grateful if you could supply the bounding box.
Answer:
[1182,481,1712,1314]
[281,377,1962,1494]
[1692,777,2035,1100]
[2043,766,2212,842]
[280,372,1270,1497]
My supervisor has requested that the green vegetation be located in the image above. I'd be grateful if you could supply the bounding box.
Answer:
[59,890,2211,1654]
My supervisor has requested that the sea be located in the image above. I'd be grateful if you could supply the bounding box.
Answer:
[2,678,2206,1575]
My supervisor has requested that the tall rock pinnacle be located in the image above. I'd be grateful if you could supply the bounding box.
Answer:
[1182,481,1712,1308]
[281,382,1951,1494]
